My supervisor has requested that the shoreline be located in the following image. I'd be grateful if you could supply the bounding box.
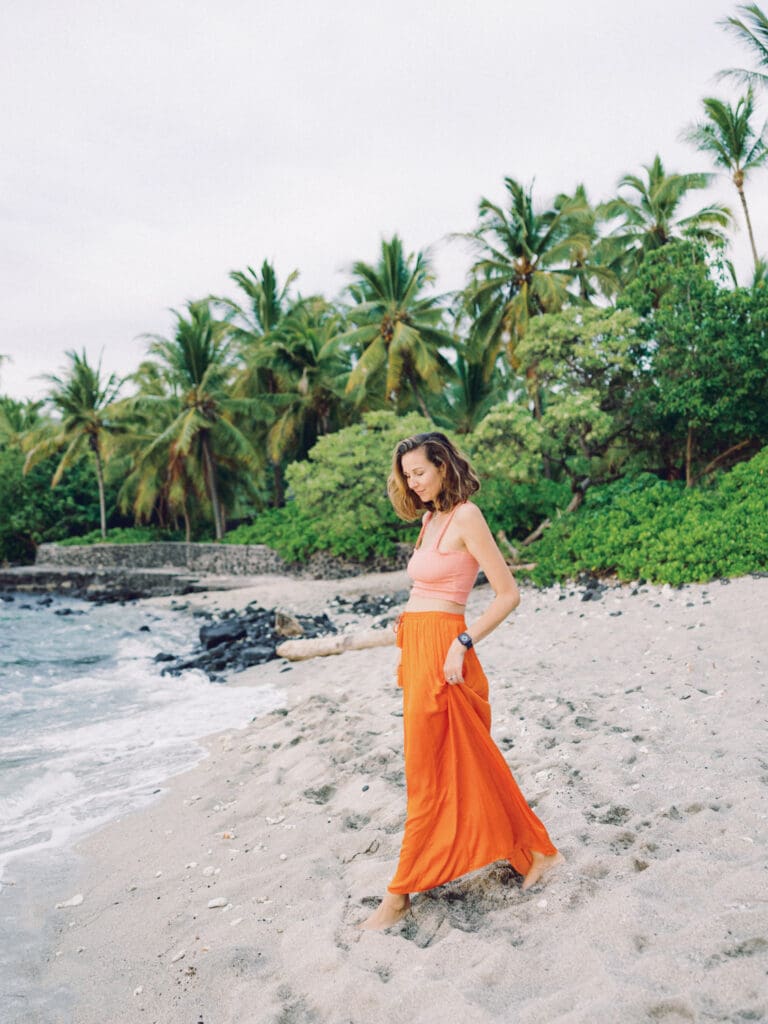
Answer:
[10,573,768,1023]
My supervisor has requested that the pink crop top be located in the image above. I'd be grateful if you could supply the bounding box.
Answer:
[407,504,479,604]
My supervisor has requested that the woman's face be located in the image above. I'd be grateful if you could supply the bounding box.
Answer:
[401,447,445,504]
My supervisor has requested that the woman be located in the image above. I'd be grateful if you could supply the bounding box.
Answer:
[361,432,563,931]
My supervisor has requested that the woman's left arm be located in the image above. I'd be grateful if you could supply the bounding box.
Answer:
[443,503,520,683]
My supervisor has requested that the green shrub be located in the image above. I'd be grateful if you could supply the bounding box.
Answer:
[225,411,434,561]
[474,477,572,540]
[0,447,122,564]
[223,505,321,562]
[525,447,768,585]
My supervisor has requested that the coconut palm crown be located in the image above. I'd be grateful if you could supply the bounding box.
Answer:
[599,155,732,281]
[682,88,768,269]
[341,235,455,416]
[463,178,596,366]
[132,300,260,539]
[23,350,124,538]
[719,3,768,89]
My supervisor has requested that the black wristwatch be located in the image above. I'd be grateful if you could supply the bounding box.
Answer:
[457,631,474,650]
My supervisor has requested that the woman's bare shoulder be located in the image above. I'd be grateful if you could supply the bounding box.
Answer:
[454,501,485,525]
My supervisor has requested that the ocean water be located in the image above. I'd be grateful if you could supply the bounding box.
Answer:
[0,592,281,884]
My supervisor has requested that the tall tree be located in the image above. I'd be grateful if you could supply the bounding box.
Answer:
[23,351,123,538]
[426,297,509,434]
[215,260,302,505]
[719,3,768,88]
[462,178,595,417]
[256,299,354,469]
[682,88,768,270]
[341,235,455,416]
[599,155,732,282]
[215,260,300,384]
[133,300,259,540]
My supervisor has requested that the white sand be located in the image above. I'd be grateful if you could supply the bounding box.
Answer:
[39,574,768,1024]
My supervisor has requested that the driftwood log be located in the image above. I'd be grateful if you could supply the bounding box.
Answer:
[276,627,396,661]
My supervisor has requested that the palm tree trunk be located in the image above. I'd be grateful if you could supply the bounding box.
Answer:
[181,496,192,543]
[201,433,224,540]
[90,435,107,539]
[273,462,285,508]
[736,183,760,272]
[410,379,430,420]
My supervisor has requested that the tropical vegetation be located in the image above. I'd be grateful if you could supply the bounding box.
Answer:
[3,4,768,587]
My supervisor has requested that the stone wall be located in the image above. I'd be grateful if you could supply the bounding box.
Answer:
[34,542,411,579]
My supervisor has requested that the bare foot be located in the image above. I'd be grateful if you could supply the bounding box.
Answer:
[522,850,565,892]
[359,892,411,930]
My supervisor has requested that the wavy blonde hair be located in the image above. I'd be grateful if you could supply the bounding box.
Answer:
[387,432,480,521]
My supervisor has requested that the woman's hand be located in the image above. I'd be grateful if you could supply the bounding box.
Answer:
[443,639,466,686]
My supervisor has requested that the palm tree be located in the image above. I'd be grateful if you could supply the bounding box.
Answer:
[133,300,259,540]
[429,345,509,434]
[215,260,304,505]
[599,155,732,280]
[462,178,595,416]
[554,184,618,303]
[215,260,299,384]
[719,3,768,89]
[0,396,43,446]
[340,235,455,416]
[23,350,123,538]
[258,299,354,464]
[682,89,767,270]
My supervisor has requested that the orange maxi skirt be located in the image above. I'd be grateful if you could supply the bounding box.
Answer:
[388,612,558,895]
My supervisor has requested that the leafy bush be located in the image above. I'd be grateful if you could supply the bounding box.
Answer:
[466,402,576,539]
[475,477,572,540]
[223,505,321,561]
[225,411,434,561]
[0,447,122,564]
[525,447,768,585]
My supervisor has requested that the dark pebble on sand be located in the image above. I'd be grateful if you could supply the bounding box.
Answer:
[609,611,623,617]
[154,652,176,662]
[362,784,370,792]
[139,624,151,631]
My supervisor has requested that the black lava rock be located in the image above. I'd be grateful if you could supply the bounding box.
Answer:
[199,619,247,649]
[330,592,409,617]
[239,645,277,667]
[162,603,337,680]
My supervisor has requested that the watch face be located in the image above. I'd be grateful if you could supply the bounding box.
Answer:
[458,632,473,648]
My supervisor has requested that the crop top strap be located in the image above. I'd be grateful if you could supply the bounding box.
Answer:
[434,502,463,552]
[413,511,433,550]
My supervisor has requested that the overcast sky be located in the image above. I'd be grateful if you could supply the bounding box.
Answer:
[2,0,764,401]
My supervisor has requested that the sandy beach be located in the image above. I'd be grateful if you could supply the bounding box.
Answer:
[22,572,768,1024]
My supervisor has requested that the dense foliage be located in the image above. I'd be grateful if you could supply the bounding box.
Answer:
[4,7,768,583]
[226,412,431,561]
[0,446,122,562]
[523,447,768,586]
